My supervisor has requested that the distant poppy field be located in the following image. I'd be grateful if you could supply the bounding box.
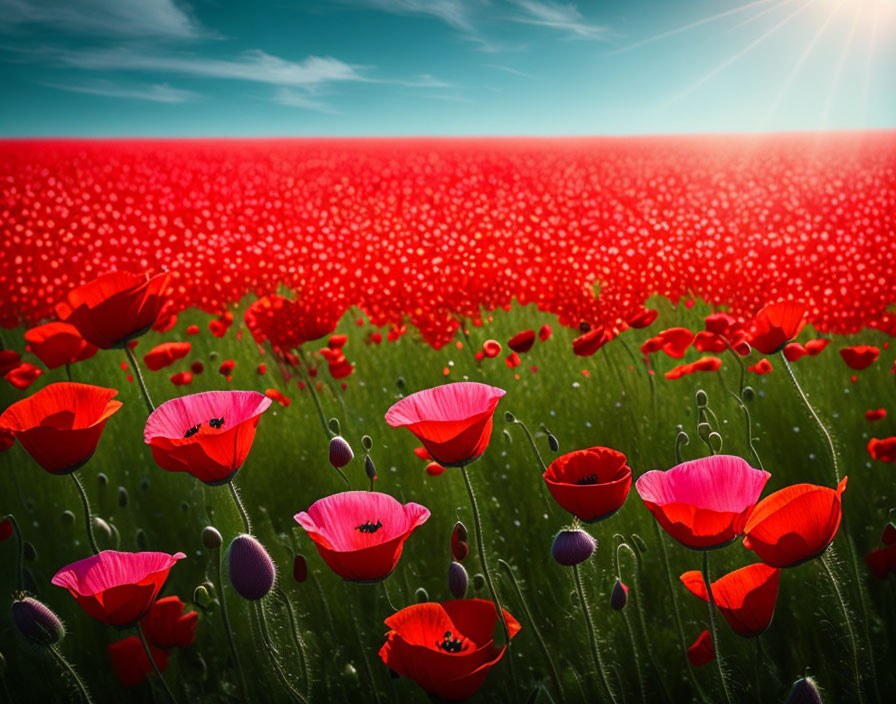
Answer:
[1,134,895,704]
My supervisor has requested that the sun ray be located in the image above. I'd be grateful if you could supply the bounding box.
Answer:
[819,4,862,128]
[719,0,803,35]
[859,8,881,127]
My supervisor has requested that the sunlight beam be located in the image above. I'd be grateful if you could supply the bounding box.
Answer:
[819,5,862,128]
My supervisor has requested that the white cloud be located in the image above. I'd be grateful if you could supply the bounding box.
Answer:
[509,0,611,40]
[272,88,339,113]
[0,0,206,39]
[44,79,198,102]
[345,0,480,32]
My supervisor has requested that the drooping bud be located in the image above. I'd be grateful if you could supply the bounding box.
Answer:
[504,411,516,423]
[202,526,222,550]
[61,510,75,524]
[364,455,377,481]
[708,432,723,453]
[472,573,485,592]
[193,585,211,609]
[695,389,708,408]
[117,486,128,507]
[97,472,108,486]
[329,436,354,468]
[92,516,112,545]
[785,676,823,704]
[697,422,712,442]
[451,522,468,562]
[610,579,629,610]
[551,529,597,567]
[361,435,373,452]
[227,534,276,600]
[547,432,560,453]
[631,534,648,554]
[11,597,65,645]
[742,386,755,401]
[448,561,468,599]
[328,417,341,436]
[293,554,307,583]
[415,587,429,603]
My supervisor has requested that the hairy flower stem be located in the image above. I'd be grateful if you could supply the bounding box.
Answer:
[228,480,253,535]
[572,563,617,704]
[70,474,100,554]
[702,551,732,704]
[136,622,179,704]
[498,558,564,700]
[124,344,155,414]
[274,586,312,702]
[820,551,866,704]
[728,392,764,470]
[255,600,308,704]
[508,418,552,512]
[215,545,250,702]
[5,513,25,590]
[48,645,94,704]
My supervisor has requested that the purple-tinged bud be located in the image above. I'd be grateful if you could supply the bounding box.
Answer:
[785,677,823,704]
[329,436,354,468]
[364,455,377,481]
[551,529,596,566]
[448,561,468,599]
[453,540,469,562]
[610,579,629,610]
[451,522,468,562]
[202,525,222,549]
[227,534,276,600]
[293,554,307,583]
[11,597,65,645]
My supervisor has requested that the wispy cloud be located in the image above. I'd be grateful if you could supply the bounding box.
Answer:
[44,79,198,103]
[343,0,480,33]
[272,88,339,114]
[397,74,455,88]
[0,0,206,39]
[483,63,533,78]
[508,0,611,40]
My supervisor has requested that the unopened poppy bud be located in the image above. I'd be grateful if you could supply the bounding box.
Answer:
[92,516,112,543]
[551,529,597,567]
[451,522,468,562]
[708,432,723,453]
[695,389,708,408]
[12,597,65,646]
[193,585,211,608]
[697,422,711,441]
[448,561,468,599]
[453,540,468,562]
[396,377,406,389]
[743,386,755,401]
[136,528,148,550]
[361,435,373,451]
[293,554,307,583]
[631,534,648,554]
[472,573,485,592]
[227,534,276,600]
[610,579,629,610]
[202,526,222,550]
[328,417,341,435]
[364,455,377,481]
[329,436,354,468]
[547,433,560,452]
[785,676,823,704]
[504,411,516,423]
[61,510,75,524]
[97,472,108,486]
[117,486,128,507]
[415,587,429,603]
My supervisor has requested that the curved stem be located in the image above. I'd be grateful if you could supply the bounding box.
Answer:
[702,551,732,704]
[274,586,312,702]
[299,349,333,440]
[513,419,547,471]
[728,391,764,470]
[255,600,308,704]
[5,513,25,591]
[675,432,689,465]
[820,551,865,704]
[572,563,617,704]
[498,558,564,700]
[70,474,100,554]
[228,480,252,535]
[613,540,654,704]
[780,356,838,481]
[215,545,250,702]
[380,580,398,612]
[124,344,155,414]
[136,622,179,704]
[48,645,94,704]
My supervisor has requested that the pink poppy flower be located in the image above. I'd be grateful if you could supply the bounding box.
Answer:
[294,491,430,582]
[385,382,506,467]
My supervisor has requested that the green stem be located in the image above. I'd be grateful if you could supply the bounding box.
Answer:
[228,480,252,535]
[728,392,764,470]
[513,419,547,471]
[572,563,617,704]
[820,551,865,704]
[702,551,732,704]
[215,545,250,702]
[753,638,761,700]
[780,356,838,481]
[675,431,689,465]
[274,586,312,702]
[124,344,155,414]
[70,474,100,554]
[136,622,179,704]
[255,600,308,704]
[299,349,333,440]
[5,513,25,591]
[613,540,656,704]
[48,645,94,704]
[65,363,72,382]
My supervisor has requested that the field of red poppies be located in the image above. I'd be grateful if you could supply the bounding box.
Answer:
[1,134,895,704]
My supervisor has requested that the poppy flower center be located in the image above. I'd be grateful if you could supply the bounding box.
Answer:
[436,631,469,653]
[355,520,383,534]
[209,417,225,429]
[184,424,201,438]
[183,417,226,438]
[576,473,599,485]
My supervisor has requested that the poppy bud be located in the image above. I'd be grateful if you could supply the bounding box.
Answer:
[227,534,276,600]
[329,435,354,468]
[136,529,148,551]
[785,676,823,704]
[364,455,377,481]
[708,432,723,453]
[328,417,341,435]
[551,529,597,566]
[472,573,486,592]
[117,486,128,507]
[202,526,222,549]
[293,554,307,583]
[453,540,468,562]
[697,422,711,441]
[504,411,516,423]
[92,517,112,544]
[193,585,211,609]
[415,587,429,603]
[451,521,468,562]
[631,534,648,553]
[448,561,468,599]
[97,472,108,486]
[610,579,629,610]
[361,435,373,451]
[695,389,708,408]
[743,386,755,401]
[547,433,560,453]
[11,597,64,647]
[62,510,75,524]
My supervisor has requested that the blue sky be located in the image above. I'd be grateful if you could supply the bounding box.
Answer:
[1,0,894,136]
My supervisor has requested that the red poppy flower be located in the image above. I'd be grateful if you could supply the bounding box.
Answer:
[56,271,172,349]
[628,308,658,329]
[508,330,535,354]
[140,595,198,650]
[572,327,611,357]
[704,313,737,337]
[839,345,879,370]
[658,328,694,359]
[426,462,446,476]
[636,455,770,550]
[866,524,896,580]
[867,437,896,462]
[538,324,552,341]
[265,388,291,407]
[748,301,807,355]
[0,428,13,453]
[743,478,848,567]
[24,322,98,369]
[748,358,773,375]
[170,371,192,386]
[664,356,722,380]
[680,563,780,637]
[0,382,122,474]
[52,550,185,626]
[693,331,727,354]
[385,382,506,467]
[865,409,886,422]
[143,342,191,372]
[4,362,43,389]
[687,630,714,667]
[783,342,808,362]
[0,349,21,376]
[804,338,830,356]
[640,336,662,355]
[543,446,632,522]
[107,636,170,687]
[294,491,430,582]
[144,390,272,485]
[244,293,342,352]
[482,340,502,358]
[186,324,200,335]
[378,599,521,701]
[0,517,13,540]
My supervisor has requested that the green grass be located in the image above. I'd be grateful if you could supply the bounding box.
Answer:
[1,299,893,703]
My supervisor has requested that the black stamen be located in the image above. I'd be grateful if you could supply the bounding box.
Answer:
[436,630,468,653]
[208,417,225,429]
[184,424,201,438]
[355,520,383,534]
[576,473,599,485]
